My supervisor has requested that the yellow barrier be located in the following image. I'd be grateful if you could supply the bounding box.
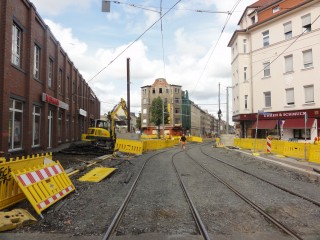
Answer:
[115,139,144,154]
[186,136,203,143]
[234,138,320,163]
[0,153,52,210]
[309,145,320,163]
[11,161,75,215]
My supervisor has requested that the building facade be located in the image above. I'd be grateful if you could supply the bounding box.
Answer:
[141,78,183,135]
[0,0,100,156]
[141,78,217,137]
[228,0,320,142]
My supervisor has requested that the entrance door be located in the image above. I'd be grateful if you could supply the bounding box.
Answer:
[48,110,53,148]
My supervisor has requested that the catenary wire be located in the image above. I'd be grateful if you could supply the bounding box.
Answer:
[160,0,166,78]
[87,0,182,83]
[190,0,243,93]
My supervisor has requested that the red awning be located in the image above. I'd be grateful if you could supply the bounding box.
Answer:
[283,118,315,129]
[251,120,278,129]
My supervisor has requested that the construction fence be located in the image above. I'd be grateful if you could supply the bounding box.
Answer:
[0,153,53,210]
[115,135,202,154]
[234,138,320,164]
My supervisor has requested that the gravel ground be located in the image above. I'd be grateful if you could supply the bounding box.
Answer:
[3,142,320,240]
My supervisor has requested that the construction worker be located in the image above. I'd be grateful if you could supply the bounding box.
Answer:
[180,133,187,150]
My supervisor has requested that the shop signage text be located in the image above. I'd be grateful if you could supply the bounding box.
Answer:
[42,93,69,110]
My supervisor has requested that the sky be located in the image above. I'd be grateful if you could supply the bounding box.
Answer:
[29,0,256,122]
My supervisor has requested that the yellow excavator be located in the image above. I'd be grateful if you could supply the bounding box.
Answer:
[81,98,128,150]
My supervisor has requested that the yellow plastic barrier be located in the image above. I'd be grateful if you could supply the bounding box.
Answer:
[11,161,75,215]
[234,138,320,162]
[0,153,52,210]
[186,136,203,143]
[309,145,320,163]
[115,139,144,154]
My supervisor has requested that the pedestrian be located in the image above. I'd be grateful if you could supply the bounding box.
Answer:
[180,133,187,150]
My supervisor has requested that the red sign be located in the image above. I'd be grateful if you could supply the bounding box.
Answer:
[42,93,69,110]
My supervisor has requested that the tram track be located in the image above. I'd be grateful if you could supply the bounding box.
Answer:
[184,149,303,240]
[199,146,320,208]
[101,145,210,240]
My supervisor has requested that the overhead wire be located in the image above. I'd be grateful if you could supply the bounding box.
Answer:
[160,0,166,78]
[190,0,243,93]
[87,0,182,83]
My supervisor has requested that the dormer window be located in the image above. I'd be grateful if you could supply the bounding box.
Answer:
[251,16,256,24]
[273,6,280,13]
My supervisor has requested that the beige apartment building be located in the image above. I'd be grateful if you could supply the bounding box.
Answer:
[228,0,320,142]
[141,78,217,136]
[141,78,183,136]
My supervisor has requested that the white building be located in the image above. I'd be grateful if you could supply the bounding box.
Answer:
[228,0,320,142]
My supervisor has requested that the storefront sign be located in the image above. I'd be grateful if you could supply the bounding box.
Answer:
[42,93,69,110]
[79,109,87,117]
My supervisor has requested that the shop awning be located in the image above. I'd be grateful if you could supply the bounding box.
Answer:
[251,120,278,129]
[283,118,315,129]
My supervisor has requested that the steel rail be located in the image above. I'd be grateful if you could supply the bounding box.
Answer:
[101,150,166,240]
[186,151,304,240]
[200,147,320,207]
[171,151,211,240]
[101,145,210,240]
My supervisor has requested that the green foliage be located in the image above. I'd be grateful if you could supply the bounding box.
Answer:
[150,97,163,126]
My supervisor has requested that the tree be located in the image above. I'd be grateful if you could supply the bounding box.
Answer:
[150,97,166,138]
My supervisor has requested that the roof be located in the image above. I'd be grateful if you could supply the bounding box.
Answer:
[249,0,281,8]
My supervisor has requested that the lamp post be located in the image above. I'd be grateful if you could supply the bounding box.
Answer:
[253,110,264,156]
[226,86,232,134]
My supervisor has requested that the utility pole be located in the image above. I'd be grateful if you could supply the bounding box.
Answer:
[218,83,222,136]
[127,58,130,132]
[162,100,165,138]
[226,86,232,134]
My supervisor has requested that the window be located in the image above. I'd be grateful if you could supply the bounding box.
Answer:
[262,30,269,47]
[304,85,314,103]
[273,6,280,13]
[251,16,255,24]
[58,111,62,143]
[175,88,179,93]
[264,92,271,107]
[143,98,147,104]
[34,45,40,79]
[48,59,53,88]
[175,108,180,114]
[294,129,310,140]
[244,67,247,81]
[72,80,75,102]
[12,23,22,66]
[303,49,313,68]
[32,106,41,147]
[244,95,248,109]
[175,98,179,103]
[302,14,311,33]
[143,89,146,94]
[66,76,70,97]
[283,22,292,40]
[8,99,23,150]
[166,88,169,93]
[175,118,180,124]
[285,88,294,105]
[143,108,147,114]
[159,88,162,94]
[142,119,147,124]
[243,39,247,53]
[66,116,69,141]
[284,55,293,73]
[58,69,63,94]
[263,62,270,77]
[152,88,155,94]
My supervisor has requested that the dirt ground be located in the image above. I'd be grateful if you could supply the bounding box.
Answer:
[2,143,320,240]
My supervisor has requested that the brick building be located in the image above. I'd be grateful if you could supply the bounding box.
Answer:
[0,0,100,156]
